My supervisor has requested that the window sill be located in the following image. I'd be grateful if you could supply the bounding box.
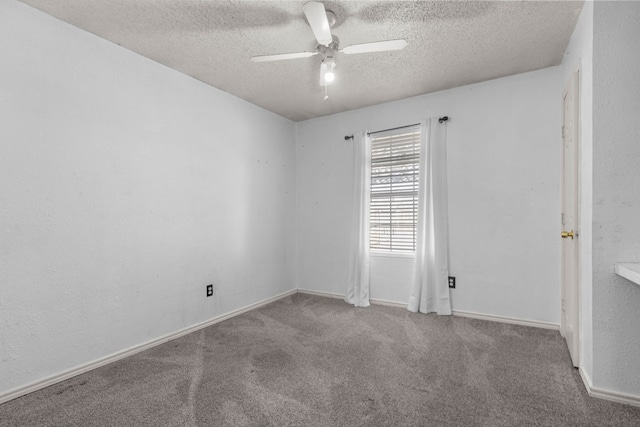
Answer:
[370,251,415,259]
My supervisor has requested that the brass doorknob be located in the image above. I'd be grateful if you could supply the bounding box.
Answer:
[561,230,574,239]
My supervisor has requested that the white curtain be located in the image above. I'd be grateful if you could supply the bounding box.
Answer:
[408,118,452,315]
[346,131,371,307]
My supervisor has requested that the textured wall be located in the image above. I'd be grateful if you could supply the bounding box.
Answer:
[592,1,640,396]
[0,1,295,396]
[560,0,594,382]
[296,67,561,324]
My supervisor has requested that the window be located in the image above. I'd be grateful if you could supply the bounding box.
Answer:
[370,125,421,253]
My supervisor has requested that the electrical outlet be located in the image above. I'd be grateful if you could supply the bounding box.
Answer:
[448,276,456,289]
[206,284,213,297]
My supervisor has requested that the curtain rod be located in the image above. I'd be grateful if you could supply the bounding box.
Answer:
[366,122,421,136]
[344,116,449,141]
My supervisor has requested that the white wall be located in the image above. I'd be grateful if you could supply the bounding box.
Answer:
[296,67,562,324]
[591,1,640,397]
[560,0,594,384]
[0,1,295,397]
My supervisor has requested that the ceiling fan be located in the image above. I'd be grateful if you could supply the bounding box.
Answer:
[250,1,407,98]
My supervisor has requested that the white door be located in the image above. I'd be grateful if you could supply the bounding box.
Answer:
[561,70,580,368]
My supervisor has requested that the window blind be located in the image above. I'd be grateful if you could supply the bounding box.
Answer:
[370,125,421,253]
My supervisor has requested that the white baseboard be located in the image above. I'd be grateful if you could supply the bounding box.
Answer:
[0,289,296,405]
[452,309,560,330]
[580,367,640,407]
[297,289,560,330]
[369,297,407,308]
[297,289,408,309]
[297,288,345,300]
[298,289,407,308]
[6,287,639,410]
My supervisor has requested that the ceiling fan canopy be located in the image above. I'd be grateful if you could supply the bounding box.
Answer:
[250,1,407,92]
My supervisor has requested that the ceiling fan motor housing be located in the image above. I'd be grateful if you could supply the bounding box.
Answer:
[317,35,340,57]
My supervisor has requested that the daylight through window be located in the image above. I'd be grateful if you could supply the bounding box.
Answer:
[370,125,421,253]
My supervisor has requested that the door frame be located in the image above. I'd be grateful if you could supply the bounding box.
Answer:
[561,67,582,368]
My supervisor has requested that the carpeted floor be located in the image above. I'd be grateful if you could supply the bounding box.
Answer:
[2,293,640,426]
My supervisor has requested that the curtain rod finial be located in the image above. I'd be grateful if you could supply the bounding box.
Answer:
[345,135,354,141]
[439,116,449,123]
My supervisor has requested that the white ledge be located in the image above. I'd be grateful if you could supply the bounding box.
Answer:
[614,263,640,286]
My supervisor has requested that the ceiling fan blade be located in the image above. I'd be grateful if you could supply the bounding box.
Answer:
[340,39,408,55]
[251,51,318,63]
[302,1,333,47]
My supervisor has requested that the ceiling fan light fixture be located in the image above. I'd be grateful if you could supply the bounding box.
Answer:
[321,57,336,85]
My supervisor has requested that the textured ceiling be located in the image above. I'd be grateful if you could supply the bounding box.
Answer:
[20,0,583,122]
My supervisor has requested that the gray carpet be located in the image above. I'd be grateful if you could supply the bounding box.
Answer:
[2,293,640,426]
